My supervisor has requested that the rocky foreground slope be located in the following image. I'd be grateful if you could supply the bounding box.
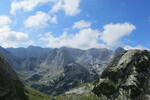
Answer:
[0,54,53,100]
[93,50,150,100]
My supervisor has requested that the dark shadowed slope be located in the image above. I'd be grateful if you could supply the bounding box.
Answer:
[0,46,22,69]
[0,54,53,100]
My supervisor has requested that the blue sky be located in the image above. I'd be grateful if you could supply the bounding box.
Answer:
[0,0,150,50]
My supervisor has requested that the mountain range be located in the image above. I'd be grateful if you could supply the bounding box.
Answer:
[0,46,124,95]
[0,45,149,100]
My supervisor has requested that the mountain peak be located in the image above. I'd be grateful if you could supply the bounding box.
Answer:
[27,45,41,49]
[114,47,126,57]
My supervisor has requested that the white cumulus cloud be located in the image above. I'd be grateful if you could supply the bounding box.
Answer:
[0,16,12,27]
[50,0,81,16]
[0,15,33,48]
[38,22,137,49]
[10,0,81,16]
[124,45,149,50]
[10,0,51,14]
[39,28,105,49]
[0,26,33,48]
[25,11,57,28]
[100,22,136,46]
[72,20,91,29]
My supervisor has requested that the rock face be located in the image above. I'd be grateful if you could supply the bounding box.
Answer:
[31,62,97,96]
[22,48,75,84]
[22,48,99,96]
[93,50,150,100]
[58,47,114,74]
[76,48,113,66]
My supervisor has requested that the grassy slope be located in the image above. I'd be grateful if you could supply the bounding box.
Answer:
[56,83,107,100]
[24,86,54,100]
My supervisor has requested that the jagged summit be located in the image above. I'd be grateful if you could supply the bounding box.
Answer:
[114,47,126,57]
[7,45,51,59]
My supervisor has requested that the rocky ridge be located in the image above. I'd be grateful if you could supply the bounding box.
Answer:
[93,50,150,100]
